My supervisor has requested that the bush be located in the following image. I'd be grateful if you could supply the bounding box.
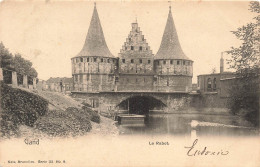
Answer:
[0,82,48,138]
[34,109,92,137]
[81,106,100,123]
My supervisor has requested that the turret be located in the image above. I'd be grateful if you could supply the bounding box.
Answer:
[154,6,193,92]
[71,3,117,92]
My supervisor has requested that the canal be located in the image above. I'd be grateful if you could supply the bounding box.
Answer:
[117,113,259,137]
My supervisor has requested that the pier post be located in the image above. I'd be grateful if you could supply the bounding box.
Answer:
[12,71,17,86]
[23,75,28,88]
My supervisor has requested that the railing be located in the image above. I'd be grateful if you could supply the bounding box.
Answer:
[72,83,190,93]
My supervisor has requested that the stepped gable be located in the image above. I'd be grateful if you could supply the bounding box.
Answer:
[119,21,153,57]
[155,6,190,60]
[75,3,114,58]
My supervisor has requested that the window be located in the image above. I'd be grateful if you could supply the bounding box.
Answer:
[94,58,97,62]
[170,60,173,64]
[131,59,134,63]
[76,58,79,63]
[139,59,142,64]
[142,36,144,41]
[207,78,212,89]
[87,57,89,62]
[177,60,180,65]
[131,46,134,50]
[107,59,110,63]
[122,59,125,63]
[183,61,185,65]
[125,46,127,50]
[80,57,83,62]
[87,74,89,81]
[213,78,217,90]
[148,60,151,64]
[101,58,103,62]
[139,46,142,51]
[79,75,83,83]
[163,60,166,64]
[75,75,78,82]
[136,78,138,83]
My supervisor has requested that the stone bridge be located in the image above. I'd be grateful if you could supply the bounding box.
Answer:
[71,91,191,114]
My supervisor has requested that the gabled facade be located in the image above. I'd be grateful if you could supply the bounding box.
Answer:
[117,22,154,91]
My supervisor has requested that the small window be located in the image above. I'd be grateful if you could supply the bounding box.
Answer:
[131,59,134,63]
[177,60,180,65]
[163,60,166,64]
[87,57,89,62]
[170,60,173,64]
[80,57,83,62]
[122,59,125,63]
[183,61,185,65]
[107,59,110,63]
[131,46,134,50]
[139,46,142,51]
[139,59,142,64]
[213,78,217,90]
[101,58,103,62]
[148,60,151,64]
[207,78,212,89]
[142,36,144,41]
[94,58,97,62]
[125,46,127,50]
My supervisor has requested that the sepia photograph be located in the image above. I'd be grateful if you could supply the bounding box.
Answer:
[0,0,259,166]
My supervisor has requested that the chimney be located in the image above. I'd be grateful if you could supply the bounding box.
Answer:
[220,52,224,73]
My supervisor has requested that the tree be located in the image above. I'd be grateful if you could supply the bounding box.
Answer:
[13,54,38,78]
[0,42,14,70]
[227,1,259,127]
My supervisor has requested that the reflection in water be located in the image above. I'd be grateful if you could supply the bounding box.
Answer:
[118,113,259,137]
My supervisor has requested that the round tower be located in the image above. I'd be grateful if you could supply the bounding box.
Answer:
[71,3,117,92]
[154,6,193,92]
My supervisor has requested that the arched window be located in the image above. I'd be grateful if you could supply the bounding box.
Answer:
[213,78,217,90]
[207,78,212,90]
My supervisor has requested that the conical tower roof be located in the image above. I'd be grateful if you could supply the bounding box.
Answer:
[75,3,114,58]
[155,6,190,60]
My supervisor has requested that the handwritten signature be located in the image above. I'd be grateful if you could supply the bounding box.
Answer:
[184,139,229,156]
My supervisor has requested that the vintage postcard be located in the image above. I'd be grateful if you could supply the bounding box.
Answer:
[0,0,259,166]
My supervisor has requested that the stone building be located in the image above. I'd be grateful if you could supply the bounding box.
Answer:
[71,3,117,92]
[71,4,193,93]
[197,53,236,97]
[154,6,193,92]
[46,77,73,92]
[118,21,154,91]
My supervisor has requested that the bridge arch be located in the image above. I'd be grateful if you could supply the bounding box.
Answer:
[117,95,166,115]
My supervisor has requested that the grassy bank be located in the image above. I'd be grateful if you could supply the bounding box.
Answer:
[0,83,117,139]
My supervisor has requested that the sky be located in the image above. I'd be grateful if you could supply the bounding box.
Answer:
[0,0,257,82]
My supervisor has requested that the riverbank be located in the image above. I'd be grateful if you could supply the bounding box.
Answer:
[0,83,119,139]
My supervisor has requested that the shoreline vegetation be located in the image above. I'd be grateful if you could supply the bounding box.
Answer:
[0,82,118,139]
